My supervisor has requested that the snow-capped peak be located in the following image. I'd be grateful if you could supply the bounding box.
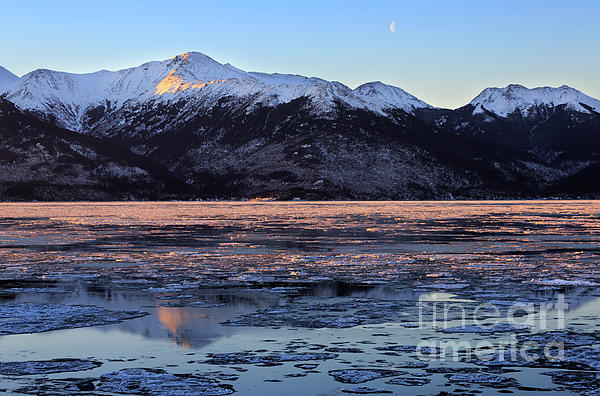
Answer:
[0,66,19,94]
[4,51,249,130]
[4,51,432,131]
[164,51,250,81]
[353,81,433,113]
[470,84,600,117]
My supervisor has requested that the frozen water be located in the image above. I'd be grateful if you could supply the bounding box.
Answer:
[328,369,398,384]
[202,352,338,365]
[542,370,600,393]
[97,368,235,395]
[1,201,600,394]
[385,377,430,386]
[441,323,530,334]
[341,386,392,394]
[0,303,148,335]
[447,373,516,386]
[0,359,101,375]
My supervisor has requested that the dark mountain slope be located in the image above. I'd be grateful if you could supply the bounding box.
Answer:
[114,98,569,200]
[0,99,190,201]
[1,51,599,200]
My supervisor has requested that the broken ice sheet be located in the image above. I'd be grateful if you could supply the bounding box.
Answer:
[0,303,147,335]
[328,369,398,384]
[526,279,600,287]
[465,332,600,370]
[12,378,98,394]
[392,361,429,369]
[375,345,417,353]
[0,359,102,376]
[441,322,529,334]
[294,363,319,370]
[2,203,600,394]
[97,368,235,395]
[221,297,415,329]
[419,282,469,290]
[202,352,338,365]
[7,287,69,294]
[285,372,307,377]
[470,352,539,368]
[145,281,201,293]
[542,370,600,393]
[446,373,518,387]
[341,386,392,394]
[425,367,480,374]
[564,347,600,370]
[518,331,599,348]
[324,347,364,353]
[385,377,430,386]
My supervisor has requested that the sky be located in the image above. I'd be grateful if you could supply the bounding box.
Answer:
[0,0,598,108]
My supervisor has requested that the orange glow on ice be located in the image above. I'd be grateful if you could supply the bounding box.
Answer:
[154,69,227,95]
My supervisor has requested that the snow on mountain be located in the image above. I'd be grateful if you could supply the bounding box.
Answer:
[0,66,19,94]
[5,53,251,131]
[5,52,431,131]
[248,71,329,87]
[470,84,600,117]
[353,81,432,113]
[5,68,117,131]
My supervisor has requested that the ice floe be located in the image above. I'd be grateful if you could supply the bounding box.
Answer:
[328,369,398,384]
[341,386,392,394]
[446,373,517,387]
[221,298,415,329]
[97,368,235,395]
[441,323,529,334]
[542,370,600,393]
[202,352,338,365]
[519,331,599,347]
[385,377,430,386]
[0,303,148,335]
[527,279,600,287]
[0,359,101,376]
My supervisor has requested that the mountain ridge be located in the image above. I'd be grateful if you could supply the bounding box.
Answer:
[3,52,599,118]
[0,65,19,94]
[469,83,600,117]
[3,52,434,132]
[0,51,598,201]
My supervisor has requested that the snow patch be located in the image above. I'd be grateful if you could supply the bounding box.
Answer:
[5,52,432,132]
[470,84,600,117]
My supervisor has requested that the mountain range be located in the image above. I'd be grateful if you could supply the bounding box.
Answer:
[0,52,598,200]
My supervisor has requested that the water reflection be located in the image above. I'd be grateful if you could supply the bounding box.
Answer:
[156,307,209,349]
[2,202,600,394]
[1,201,600,344]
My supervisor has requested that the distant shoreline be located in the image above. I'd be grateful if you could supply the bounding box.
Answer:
[1,198,599,204]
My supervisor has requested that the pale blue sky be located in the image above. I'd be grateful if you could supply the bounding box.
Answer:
[1,0,598,108]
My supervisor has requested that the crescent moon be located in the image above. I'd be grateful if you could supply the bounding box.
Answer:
[389,21,396,33]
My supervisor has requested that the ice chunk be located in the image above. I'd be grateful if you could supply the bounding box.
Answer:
[0,359,101,376]
[202,352,337,365]
[341,386,392,394]
[329,369,398,384]
[0,303,147,335]
[97,368,235,395]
